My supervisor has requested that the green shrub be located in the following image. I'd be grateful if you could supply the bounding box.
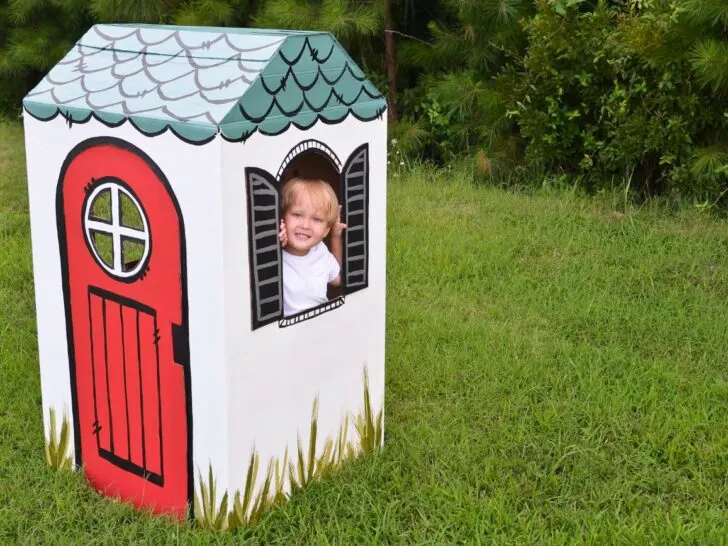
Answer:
[506,0,728,202]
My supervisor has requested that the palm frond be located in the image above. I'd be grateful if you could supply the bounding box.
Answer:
[690,145,728,180]
[690,39,728,92]
[173,0,235,26]
[320,0,382,42]
[462,0,531,31]
[8,0,48,25]
[427,21,473,66]
[683,0,728,30]
[5,26,73,72]
[253,0,316,30]
[89,0,167,23]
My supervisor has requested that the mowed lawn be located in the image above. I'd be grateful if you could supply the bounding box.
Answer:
[1,119,727,544]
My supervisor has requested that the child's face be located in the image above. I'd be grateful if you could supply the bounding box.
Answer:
[283,192,331,256]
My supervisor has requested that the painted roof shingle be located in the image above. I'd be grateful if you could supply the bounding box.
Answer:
[23,24,387,144]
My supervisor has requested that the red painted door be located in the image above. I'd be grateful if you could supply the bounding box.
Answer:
[57,138,191,518]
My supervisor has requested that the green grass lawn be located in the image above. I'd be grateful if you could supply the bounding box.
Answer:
[2,120,728,544]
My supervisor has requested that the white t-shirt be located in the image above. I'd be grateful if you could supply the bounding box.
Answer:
[282,242,340,316]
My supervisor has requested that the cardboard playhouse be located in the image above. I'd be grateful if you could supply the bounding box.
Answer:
[22,24,387,520]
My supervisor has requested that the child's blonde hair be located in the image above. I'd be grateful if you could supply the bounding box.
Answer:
[281,177,339,227]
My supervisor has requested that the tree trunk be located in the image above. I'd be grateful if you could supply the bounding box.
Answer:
[384,0,398,121]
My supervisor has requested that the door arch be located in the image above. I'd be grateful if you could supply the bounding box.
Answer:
[56,137,192,518]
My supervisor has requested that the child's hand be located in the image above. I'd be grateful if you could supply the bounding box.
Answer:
[332,205,347,237]
[279,220,288,247]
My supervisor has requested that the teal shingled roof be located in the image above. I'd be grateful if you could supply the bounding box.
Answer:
[23,24,387,144]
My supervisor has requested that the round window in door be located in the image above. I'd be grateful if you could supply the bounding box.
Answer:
[83,179,151,280]
[57,137,192,519]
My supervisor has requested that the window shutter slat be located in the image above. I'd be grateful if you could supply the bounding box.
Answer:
[341,144,369,294]
[254,228,278,238]
[246,168,283,329]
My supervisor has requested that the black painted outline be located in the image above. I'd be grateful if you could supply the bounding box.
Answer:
[237,85,383,125]
[89,285,156,315]
[56,137,193,517]
[23,97,386,145]
[220,102,388,143]
[260,62,368,96]
[24,104,217,146]
[279,36,336,65]
[99,448,163,486]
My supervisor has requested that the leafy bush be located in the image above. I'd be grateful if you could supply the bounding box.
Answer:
[506,0,728,201]
[402,0,531,168]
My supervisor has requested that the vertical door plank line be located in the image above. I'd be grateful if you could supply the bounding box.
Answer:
[120,304,131,463]
[102,297,114,453]
[136,308,147,470]
[154,316,164,479]
[88,291,100,450]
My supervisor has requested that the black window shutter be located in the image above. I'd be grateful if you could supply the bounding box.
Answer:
[246,168,283,329]
[341,144,369,294]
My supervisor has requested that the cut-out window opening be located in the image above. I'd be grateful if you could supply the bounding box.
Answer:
[91,231,113,267]
[246,142,370,330]
[276,140,341,180]
[83,179,151,281]
[90,189,112,223]
[120,192,144,230]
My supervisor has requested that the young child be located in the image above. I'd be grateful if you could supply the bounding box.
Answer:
[278,177,347,316]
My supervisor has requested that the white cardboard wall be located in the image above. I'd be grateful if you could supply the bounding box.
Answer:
[25,110,387,514]
[221,116,387,495]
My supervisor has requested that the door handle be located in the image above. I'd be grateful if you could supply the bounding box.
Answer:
[172,323,189,367]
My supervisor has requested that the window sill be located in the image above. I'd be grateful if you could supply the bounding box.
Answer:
[278,297,345,328]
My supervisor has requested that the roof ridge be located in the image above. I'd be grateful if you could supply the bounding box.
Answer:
[102,23,330,37]
[74,41,277,64]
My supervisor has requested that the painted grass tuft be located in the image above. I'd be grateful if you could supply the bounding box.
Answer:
[354,367,383,456]
[44,408,72,470]
[193,464,229,531]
